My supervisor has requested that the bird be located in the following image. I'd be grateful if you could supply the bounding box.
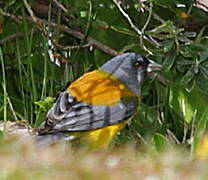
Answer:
[36,53,162,149]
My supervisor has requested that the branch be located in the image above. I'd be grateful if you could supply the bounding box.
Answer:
[54,23,120,55]
[143,4,165,24]
[0,8,120,56]
[0,32,24,46]
[22,0,38,23]
[0,28,39,46]
[112,0,142,36]
[112,0,153,55]
[52,0,68,13]
[0,8,21,23]
[51,42,91,51]
[23,0,120,56]
[139,1,154,55]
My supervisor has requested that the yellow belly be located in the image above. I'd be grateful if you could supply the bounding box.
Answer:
[75,122,127,150]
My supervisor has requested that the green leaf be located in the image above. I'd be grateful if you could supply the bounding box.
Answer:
[195,25,208,44]
[179,45,197,58]
[178,35,190,43]
[169,83,208,123]
[110,26,136,37]
[192,107,208,154]
[161,40,175,53]
[183,31,196,38]
[154,133,169,153]
[34,97,54,113]
[80,11,87,18]
[149,21,183,36]
[169,85,192,123]
[163,50,177,70]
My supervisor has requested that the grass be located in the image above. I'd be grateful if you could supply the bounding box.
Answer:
[0,47,7,136]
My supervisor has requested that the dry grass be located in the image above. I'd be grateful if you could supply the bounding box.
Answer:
[0,135,208,180]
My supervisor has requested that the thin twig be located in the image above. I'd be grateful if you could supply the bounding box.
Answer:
[140,1,153,55]
[167,129,180,144]
[0,8,21,23]
[22,0,38,23]
[112,0,153,55]
[50,38,91,50]
[52,0,68,13]
[25,2,81,52]
[7,96,18,121]
[190,110,197,139]
[143,4,165,24]
[135,132,148,145]
[23,0,120,55]
[0,33,24,46]
[0,29,39,46]
[0,8,119,56]
[112,0,142,35]
[182,121,188,143]
[59,24,120,55]
[141,2,153,35]
[23,0,119,55]
[146,35,160,46]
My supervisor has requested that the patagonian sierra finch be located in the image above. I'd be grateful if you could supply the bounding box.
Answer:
[37,53,162,149]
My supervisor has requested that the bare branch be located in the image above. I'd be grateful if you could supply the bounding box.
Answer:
[167,129,180,144]
[0,33,24,46]
[112,0,153,55]
[0,8,119,56]
[143,4,165,24]
[0,8,21,23]
[22,0,38,23]
[52,0,68,13]
[140,1,154,55]
[112,0,142,35]
[49,36,91,51]
[57,24,120,55]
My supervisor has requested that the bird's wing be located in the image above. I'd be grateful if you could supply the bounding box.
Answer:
[38,90,138,134]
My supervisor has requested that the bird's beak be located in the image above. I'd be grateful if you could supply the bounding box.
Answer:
[147,60,162,72]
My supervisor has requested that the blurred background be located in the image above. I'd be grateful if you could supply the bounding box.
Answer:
[1,0,208,153]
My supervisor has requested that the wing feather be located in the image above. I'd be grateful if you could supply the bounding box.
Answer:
[38,90,138,134]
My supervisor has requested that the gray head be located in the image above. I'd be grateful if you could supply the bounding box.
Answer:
[100,53,162,96]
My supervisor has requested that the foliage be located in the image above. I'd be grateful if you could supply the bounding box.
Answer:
[1,0,208,155]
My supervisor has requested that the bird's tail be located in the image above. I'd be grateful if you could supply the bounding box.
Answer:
[35,133,75,147]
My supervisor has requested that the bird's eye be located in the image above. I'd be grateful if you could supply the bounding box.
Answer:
[134,61,141,67]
